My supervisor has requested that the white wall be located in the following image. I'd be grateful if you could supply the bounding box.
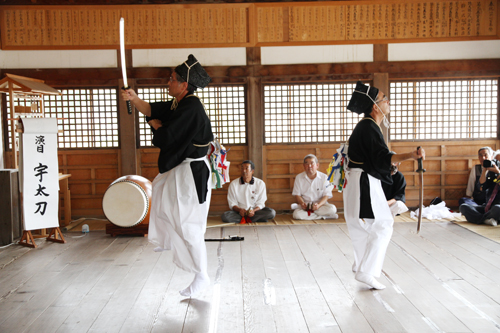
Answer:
[133,47,247,67]
[0,41,498,70]
[0,50,117,68]
[389,40,500,61]
[261,44,374,64]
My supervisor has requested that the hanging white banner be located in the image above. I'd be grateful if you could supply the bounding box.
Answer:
[22,118,59,230]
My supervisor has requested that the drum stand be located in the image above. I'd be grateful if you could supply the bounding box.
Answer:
[105,223,148,237]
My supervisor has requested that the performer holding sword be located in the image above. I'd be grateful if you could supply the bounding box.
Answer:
[343,81,425,290]
[121,52,214,297]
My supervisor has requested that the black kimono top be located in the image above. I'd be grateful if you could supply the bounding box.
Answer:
[382,171,406,203]
[348,116,394,218]
[148,94,214,174]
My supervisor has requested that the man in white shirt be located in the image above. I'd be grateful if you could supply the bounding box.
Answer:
[292,154,338,220]
[221,160,276,223]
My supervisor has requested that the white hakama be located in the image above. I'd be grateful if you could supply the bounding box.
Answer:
[148,156,212,274]
[343,168,394,278]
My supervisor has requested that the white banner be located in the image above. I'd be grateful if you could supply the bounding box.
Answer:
[22,118,59,230]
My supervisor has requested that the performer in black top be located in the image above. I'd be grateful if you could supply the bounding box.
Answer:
[343,81,425,290]
[122,54,214,297]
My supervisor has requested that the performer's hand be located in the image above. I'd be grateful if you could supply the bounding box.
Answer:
[121,88,137,102]
[312,203,319,211]
[490,165,500,174]
[300,202,307,210]
[239,208,246,217]
[148,119,162,130]
[248,209,255,217]
[413,147,425,160]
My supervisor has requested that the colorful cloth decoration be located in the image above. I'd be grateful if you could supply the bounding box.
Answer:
[209,138,230,189]
[327,142,349,192]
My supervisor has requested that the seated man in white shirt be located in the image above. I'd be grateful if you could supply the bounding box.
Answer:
[221,160,276,223]
[292,154,338,220]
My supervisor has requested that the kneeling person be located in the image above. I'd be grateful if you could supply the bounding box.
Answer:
[292,154,338,220]
[221,160,276,223]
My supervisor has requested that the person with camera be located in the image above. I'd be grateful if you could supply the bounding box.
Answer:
[459,151,500,226]
[459,147,496,206]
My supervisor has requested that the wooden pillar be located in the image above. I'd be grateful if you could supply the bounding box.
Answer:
[118,49,137,176]
[373,44,389,143]
[0,91,4,169]
[118,78,137,176]
[247,47,264,179]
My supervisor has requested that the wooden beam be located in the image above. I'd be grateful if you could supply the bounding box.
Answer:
[1,59,499,86]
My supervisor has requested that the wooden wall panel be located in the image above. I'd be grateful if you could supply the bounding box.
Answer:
[58,149,121,218]
[1,0,498,50]
[0,4,251,49]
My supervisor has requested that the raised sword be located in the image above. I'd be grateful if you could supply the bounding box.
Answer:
[119,17,132,114]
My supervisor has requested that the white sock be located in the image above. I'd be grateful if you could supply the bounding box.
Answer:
[179,273,210,297]
[355,272,386,290]
[153,247,165,252]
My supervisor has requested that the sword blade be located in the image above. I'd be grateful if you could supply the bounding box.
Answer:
[119,17,128,88]
[119,17,132,114]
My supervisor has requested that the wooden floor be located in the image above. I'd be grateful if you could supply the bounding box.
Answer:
[1,222,500,333]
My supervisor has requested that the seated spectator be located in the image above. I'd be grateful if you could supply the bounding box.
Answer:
[221,160,276,223]
[292,154,338,220]
[459,158,500,226]
[459,147,495,206]
[382,163,409,216]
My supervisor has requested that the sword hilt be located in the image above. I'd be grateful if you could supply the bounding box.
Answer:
[416,146,426,173]
[122,87,133,114]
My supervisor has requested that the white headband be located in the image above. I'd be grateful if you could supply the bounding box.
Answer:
[183,60,199,86]
[354,89,377,105]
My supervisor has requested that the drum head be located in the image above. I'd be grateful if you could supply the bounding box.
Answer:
[102,181,149,227]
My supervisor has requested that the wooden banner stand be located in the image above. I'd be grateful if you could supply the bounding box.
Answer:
[46,227,66,244]
[18,227,66,248]
[18,230,37,248]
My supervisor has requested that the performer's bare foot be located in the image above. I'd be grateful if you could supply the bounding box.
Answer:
[355,272,386,290]
[179,273,210,297]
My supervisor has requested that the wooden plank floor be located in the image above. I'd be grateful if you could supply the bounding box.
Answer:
[1,222,500,333]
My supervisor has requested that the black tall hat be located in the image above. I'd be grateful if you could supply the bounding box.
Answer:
[174,54,211,89]
[347,81,379,115]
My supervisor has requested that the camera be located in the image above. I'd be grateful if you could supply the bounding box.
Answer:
[483,160,494,168]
